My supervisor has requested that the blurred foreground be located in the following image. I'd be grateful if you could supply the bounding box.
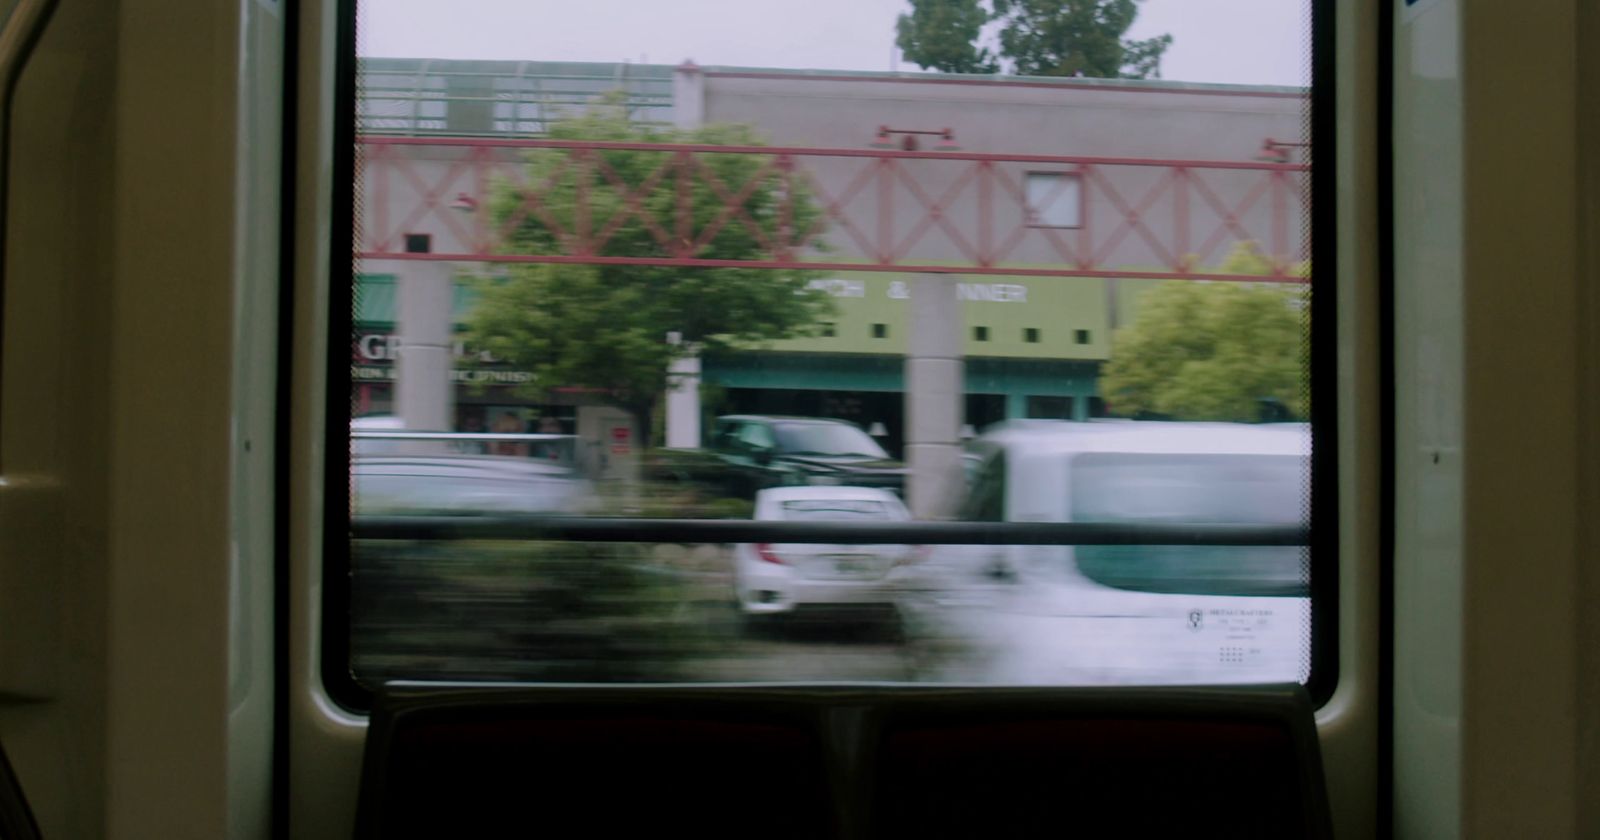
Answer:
[351,539,961,684]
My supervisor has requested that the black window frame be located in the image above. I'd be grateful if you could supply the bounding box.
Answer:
[323,0,1339,712]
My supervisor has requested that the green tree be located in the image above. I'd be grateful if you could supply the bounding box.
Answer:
[896,0,1001,74]
[466,100,834,447]
[994,0,1172,78]
[1100,242,1309,421]
[896,0,1172,78]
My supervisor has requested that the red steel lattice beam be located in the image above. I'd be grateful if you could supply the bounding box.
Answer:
[358,135,1311,283]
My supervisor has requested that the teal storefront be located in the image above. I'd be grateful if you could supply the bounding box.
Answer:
[703,351,1103,458]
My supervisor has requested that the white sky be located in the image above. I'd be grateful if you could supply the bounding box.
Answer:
[358,0,1310,87]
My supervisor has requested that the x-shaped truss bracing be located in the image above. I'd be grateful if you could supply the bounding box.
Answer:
[359,136,1311,284]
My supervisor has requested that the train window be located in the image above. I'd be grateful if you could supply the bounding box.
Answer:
[337,0,1327,706]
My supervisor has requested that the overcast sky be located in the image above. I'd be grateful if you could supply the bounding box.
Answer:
[358,0,1310,87]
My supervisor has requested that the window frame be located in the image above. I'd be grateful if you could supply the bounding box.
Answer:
[320,0,1341,712]
[1023,169,1085,229]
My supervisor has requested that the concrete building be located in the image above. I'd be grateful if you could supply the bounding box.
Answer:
[354,58,1308,470]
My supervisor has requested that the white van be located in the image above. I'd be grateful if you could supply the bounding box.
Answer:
[959,419,1310,596]
[902,419,1312,686]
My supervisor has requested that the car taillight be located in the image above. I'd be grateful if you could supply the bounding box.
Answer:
[756,543,785,565]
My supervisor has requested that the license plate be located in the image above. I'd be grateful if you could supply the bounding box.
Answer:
[831,556,872,575]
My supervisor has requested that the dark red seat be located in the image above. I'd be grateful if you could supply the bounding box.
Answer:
[356,683,1331,839]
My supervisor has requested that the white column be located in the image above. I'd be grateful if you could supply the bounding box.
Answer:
[904,274,964,519]
[395,261,454,435]
[665,66,705,447]
[665,343,702,449]
[672,61,704,130]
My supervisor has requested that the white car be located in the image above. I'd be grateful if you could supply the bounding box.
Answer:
[732,486,926,629]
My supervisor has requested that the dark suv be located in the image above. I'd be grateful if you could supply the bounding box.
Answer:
[650,416,908,501]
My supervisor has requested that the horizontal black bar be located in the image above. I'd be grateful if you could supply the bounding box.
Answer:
[351,516,1309,546]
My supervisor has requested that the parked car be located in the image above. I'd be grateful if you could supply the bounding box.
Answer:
[650,415,908,501]
[352,454,596,516]
[731,486,927,632]
[350,414,407,456]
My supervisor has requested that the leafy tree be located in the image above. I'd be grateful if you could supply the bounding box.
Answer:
[1100,242,1309,421]
[994,0,1172,78]
[466,99,834,447]
[896,0,1172,79]
[896,0,1000,74]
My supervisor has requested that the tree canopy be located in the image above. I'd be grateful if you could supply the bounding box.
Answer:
[896,0,1172,78]
[464,101,834,446]
[895,0,1000,75]
[1099,243,1309,422]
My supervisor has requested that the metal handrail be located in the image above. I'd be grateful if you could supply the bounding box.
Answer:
[351,516,1309,546]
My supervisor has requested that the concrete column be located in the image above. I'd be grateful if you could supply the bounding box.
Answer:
[672,61,704,130]
[665,343,702,448]
[904,274,964,519]
[395,260,454,434]
[665,67,705,447]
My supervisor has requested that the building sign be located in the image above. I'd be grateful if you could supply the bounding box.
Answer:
[351,365,536,384]
[355,333,499,363]
[807,277,867,298]
[351,331,534,384]
[885,280,1028,303]
[957,282,1027,303]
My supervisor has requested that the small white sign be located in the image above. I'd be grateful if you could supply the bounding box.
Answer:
[807,277,866,298]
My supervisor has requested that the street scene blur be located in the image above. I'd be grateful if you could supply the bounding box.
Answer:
[350,0,1313,687]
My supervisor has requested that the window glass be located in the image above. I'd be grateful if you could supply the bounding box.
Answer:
[1070,451,1310,597]
[1025,172,1083,228]
[735,422,775,451]
[772,422,888,458]
[958,452,1007,523]
[343,0,1320,695]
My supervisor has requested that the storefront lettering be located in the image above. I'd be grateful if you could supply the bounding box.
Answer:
[807,278,866,298]
[356,333,498,362]
[351,365,535,384]
[957,282,1027,303]
[882,281,1028,303]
